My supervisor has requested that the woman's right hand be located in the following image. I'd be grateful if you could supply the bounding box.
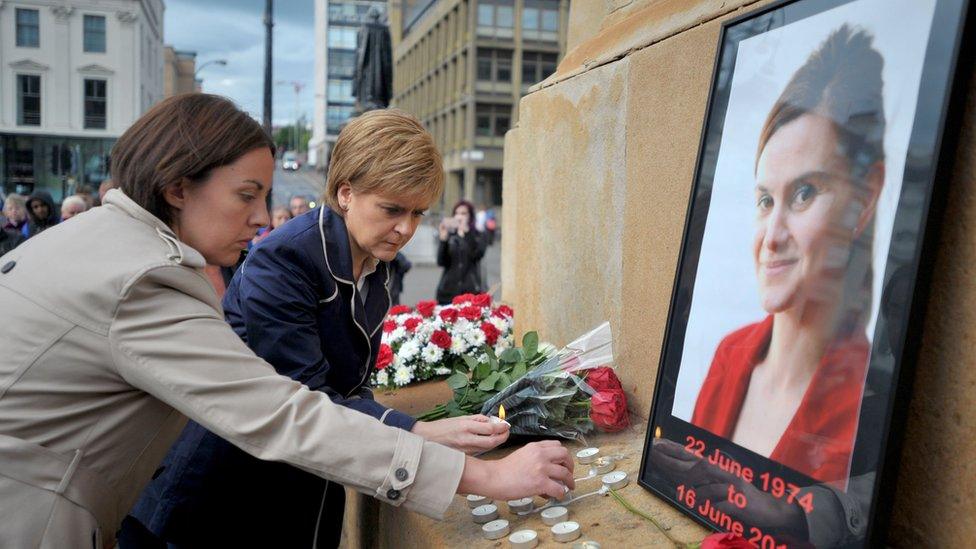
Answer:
[438,218,451,241]
[457,441,575,501]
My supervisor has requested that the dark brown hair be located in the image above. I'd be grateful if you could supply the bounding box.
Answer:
[111,93,275,226]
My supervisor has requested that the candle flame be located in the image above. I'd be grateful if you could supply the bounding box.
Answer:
[498,405,506,421]
[655,426,662,438]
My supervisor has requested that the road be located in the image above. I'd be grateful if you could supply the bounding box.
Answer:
[272,167,501,305]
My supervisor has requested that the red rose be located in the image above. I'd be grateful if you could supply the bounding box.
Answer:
[586,366,623,393]
[439,308,459,323]
[460,305,483,322]
[376,344,394,370]
[480,322,500,346]
[472,293,492,308]
[493,304,514,318]
[700,533,754,549]
[590,389,630,432]
[382,320,396,334]
[389,305,412,316]
[431,329,452,350]
[452,293,476,305]
[416,300,437,318]
[404,317,422,332]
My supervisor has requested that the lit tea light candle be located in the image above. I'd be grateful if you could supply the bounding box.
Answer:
[601,471,629,490]
[591,457,614,475]
[551,521,582,543]
[466,494,489,508]
[541,505,568,526]
[507,497,534,513]
[482,519,510,540]
[576,448,599,464]
[489,405,511,426]
[472,503,499,524]
[508,529,539,549]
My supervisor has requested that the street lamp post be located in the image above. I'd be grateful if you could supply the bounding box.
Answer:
[275,80,305,153]
[194,59,228,78]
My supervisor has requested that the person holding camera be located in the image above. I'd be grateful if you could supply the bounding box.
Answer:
[436,199,487,304]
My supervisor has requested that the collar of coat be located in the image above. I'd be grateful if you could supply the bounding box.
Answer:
[102,189,207,269]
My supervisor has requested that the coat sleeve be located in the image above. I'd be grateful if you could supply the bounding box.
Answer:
[436,238,451,268]
[109,264,463,519]
[234,242,416,431]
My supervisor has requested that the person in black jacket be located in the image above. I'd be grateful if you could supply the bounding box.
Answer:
[436,200,487,304]
[0,226,25,257]
[24,190,59,237]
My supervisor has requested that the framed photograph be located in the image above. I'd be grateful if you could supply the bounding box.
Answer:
[638,0,973,547]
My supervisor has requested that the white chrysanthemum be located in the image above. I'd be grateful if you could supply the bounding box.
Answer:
[465,327,487,347]
[452,317,472,333]
[431,317,445,330]
[489,316,509,333]
[421,343,444,364]
[434,367,451,375]
[393,365,413,386]
[375,369,389,386]
[494,337,513,353]
[398,339,421,361]
[388,327,407,343]
[450,336,468,355]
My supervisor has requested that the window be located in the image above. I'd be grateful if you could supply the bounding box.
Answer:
[475,104,510,137]
[522,8,539,31]
[84,15,107,52]
[541,9,558,31]
[327,105,355,133]
[477,4,494,26]
[17,75,41,126]
[477,1,514,36]
[476,49,512,82]
[84,79,107,129]
[328,50,356,78]
[522,51,558,85]
[522,1,558,41]
[16,9,40,48]
[328,27,358,49]
[327,79,354,103]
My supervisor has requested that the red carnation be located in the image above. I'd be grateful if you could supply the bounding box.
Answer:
[416,300,437,318]
[452,293,476,305]
[404,317,422,332]
[700,533,754,549]
[493,305,514,318]
[376,344,394,370]
[480,322,500,346]
[431,329,452,350]
[439,308,459,323]
[460,305,483,322]
[382,320,396,334]
[389,305,412,316]
[590,389,630,432]
[472,293,492,308]
[586,366,623,393]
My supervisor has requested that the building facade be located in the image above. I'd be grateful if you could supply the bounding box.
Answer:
[0,0,164,201]
[163,46,199,97]
[389,0,569,210]
[309,0,388,169]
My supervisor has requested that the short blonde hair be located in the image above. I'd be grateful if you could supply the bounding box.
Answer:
[325,109,444,212]
[61,195,88,212]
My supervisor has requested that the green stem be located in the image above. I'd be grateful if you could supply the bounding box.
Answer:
[608,488,688,548]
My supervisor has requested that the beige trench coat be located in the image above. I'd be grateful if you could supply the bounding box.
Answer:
[0,190,464,548]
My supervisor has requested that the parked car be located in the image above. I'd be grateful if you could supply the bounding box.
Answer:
[281,151,300,171]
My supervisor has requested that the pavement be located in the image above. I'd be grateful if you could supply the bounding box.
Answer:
[272,167,501,306]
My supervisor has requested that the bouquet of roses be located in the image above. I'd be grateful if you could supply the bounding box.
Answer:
[370,293,516,390]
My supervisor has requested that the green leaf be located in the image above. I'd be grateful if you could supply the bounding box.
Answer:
[498,348,522,364]
[445,400,464,417]
[446,372,469,390]
[495,373,512,391]
[522,331,539,358]
[462,355,481,372]
[474,361,491,380]
[511,361,527,380]
[478,371,501,391]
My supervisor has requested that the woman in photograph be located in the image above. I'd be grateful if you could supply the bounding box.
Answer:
[436,199,488,304]
[0,94,574,548]
[692,25,885,486]
[124,109,519,547]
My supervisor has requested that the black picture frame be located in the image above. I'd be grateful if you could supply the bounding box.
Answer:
[638,0,974,547]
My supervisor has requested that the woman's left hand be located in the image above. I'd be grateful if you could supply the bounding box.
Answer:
[411,415,509,454]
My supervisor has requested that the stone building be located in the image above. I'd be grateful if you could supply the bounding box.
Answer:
[0,0,164,201]
[388,0,570,211]
[163,46,199,97]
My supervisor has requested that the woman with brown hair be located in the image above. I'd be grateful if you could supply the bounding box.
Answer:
[0,94,574,547]
[692,25,886,487]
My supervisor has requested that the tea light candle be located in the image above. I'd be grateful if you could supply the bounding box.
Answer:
[591,457,614,474]
[551,521,582,543]
[507,497,534,513]
[466,494,489,508]
[576,447,599,464]
[558,489,574,504]
[482,519,511,540]
[541,505,568,526]
[602,471,629,490]
[509,529,539,549]
[572,542,601,549]
[472,504,499,524]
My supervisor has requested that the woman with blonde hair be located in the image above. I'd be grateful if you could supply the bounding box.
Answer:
[0,95,573,548]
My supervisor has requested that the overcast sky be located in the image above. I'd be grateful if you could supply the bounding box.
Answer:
[164,0,316,127]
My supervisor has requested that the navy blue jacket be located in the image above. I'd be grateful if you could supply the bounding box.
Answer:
[125,207,415,547]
